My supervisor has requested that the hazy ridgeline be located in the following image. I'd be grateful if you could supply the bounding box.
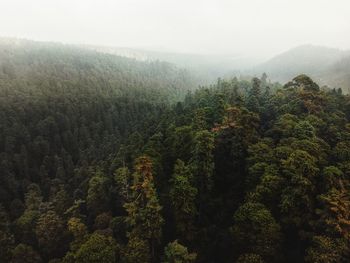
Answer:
[0,38,349,263]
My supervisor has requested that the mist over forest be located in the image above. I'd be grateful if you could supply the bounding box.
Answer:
[0,1,350,263]
[82,42,350,92]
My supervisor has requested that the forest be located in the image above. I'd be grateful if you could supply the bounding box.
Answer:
[0,41,350,263]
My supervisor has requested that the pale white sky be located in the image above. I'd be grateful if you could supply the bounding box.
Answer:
[0,0,349,58]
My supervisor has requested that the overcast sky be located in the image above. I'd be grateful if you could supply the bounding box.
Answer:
[0,0,349,59]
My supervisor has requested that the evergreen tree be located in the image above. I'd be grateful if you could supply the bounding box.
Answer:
[231,202,281,261]
[169,160,197,241]
[162,240,196,263]
[124,156,164,262]
[74,233,118,263]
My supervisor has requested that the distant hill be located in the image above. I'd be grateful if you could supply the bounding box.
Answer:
[0,38,197,101]
[323,55,350,92]
[82,45,259,84]
[253,45,350,91]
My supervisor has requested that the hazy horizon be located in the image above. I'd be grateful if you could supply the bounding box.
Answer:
[1,0,350,60]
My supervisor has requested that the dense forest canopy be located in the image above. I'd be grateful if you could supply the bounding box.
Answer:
[0,39,197,102]
[0,41,350,263]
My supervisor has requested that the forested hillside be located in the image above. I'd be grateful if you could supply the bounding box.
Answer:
[254,45,350,92]
[324,55,350,91]
[0,38,197,101]
[0,41,350,263]
[82,44,258,85]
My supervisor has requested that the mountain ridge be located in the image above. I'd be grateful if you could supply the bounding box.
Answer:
[253,44,350,91]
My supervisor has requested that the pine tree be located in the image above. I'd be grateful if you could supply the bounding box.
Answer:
[124,156,164,262]
[86,170,110,216]
[231,202,281,261]
[169,160,197,241]
[247,77,261,112]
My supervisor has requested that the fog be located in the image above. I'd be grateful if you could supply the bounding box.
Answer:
[1,0,350,60]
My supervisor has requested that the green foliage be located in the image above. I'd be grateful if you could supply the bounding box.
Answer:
[87,171,110,216]
[15,209,40,246]
[124,156,164,262]
[192,130,215,194]
[169,160,197,241]
[288,74,320,92]
[322,166,344,191]
[247,77,262,112]
[231,202,281,261]
[280,150,319,227]
[67,217,88,251]
[24,184,43,211]
[123,233,150,263]
[293,120,315,139]
[173,126,195,161]
[0,230,14,263]
[74,233,118,263]
[1,41,350,262]
[305,236,348,263]
[162,240,197,263]
[35,210,65,258]
[236,253,264,263]
[11,244,42,263]
[114,167,131,203]
[317,189,350,239]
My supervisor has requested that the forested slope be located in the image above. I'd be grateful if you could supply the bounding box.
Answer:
[0,39,196,262]
[0,41,350,263]
[254,45,350,92]
[0,38,196,101]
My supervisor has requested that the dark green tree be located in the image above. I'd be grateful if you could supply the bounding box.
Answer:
[169,160,197,241]
[74,233,118,263]
[11,243,42,263]
[231,202,281,261]
[162,240,197,263]
[124,156,164,262]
